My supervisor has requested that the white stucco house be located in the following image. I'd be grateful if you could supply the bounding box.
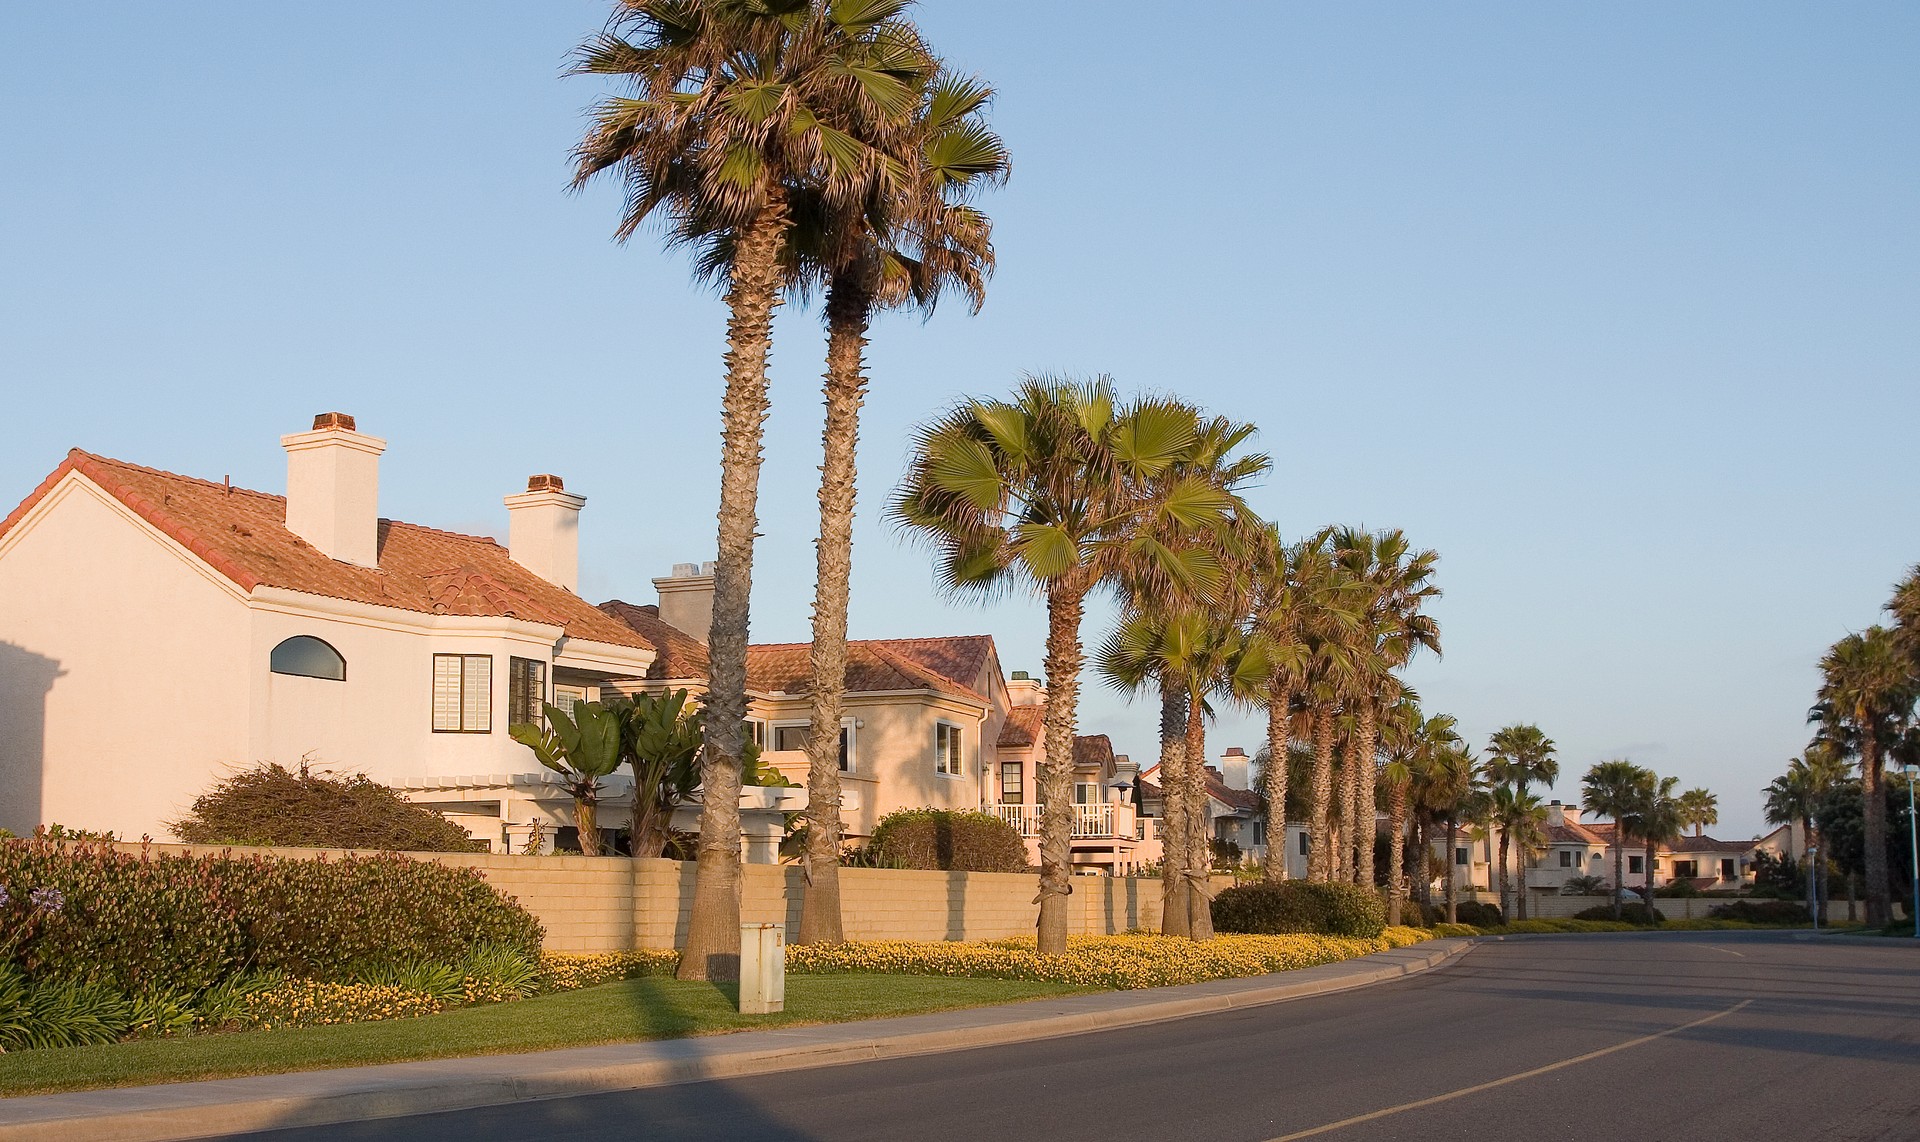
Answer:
[0,413,793,850]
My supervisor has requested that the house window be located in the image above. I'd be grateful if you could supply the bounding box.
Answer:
[1628,855,1645,874]
[553,684,588,718]
[935,722,964,777]
[508,657,546,726]
[746,719,768,750]
[1559,851,1573,868]
[1000,762,1024,804]
[774,721,853,771]
[1455,847,1469,866]
[1074,782,1103,804]
[1674,860,1699,878]
[1299,832,1311,857]
[433,654,492,733]
[1721,858,1736,879]
[1252,819,1267,847]
[270,636,345,681]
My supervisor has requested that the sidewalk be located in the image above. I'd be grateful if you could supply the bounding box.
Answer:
[0,939,1473,1142]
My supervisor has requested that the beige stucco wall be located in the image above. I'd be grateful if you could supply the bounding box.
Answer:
[122,844,1176,951]
[0,478,252,838]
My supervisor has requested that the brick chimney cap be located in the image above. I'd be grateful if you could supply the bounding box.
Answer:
[312,412,357,432]
[1224,746,1247,756]
[527,474,565,492]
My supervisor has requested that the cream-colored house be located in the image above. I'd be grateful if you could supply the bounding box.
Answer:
[0,414,804,852]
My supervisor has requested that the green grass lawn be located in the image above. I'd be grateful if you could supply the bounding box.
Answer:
[0,974,1085,1098]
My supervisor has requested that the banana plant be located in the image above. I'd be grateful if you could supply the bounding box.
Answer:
[510,701,623,856]
[621,690,707,860]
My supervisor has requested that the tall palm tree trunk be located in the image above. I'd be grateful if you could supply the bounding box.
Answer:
[1386,780,1407,926]
[1643,835,1658,922]
[1496,829,1511,922]
[1309,708,1336,882]
[680,195,788,982]
[1444,817,1458,923]
[797,275,871,946]
[1183,688,1214,940]
[1159,680,1191,936]
[1037,584,1089,955]
[1262,691,1291,883]
[1862,740,1891,926]
[1611,834,1626,921]
[1354,703,1377,888]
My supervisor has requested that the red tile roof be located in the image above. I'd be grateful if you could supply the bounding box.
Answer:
[997,704,1045,747]
[1137,767,1261,813]
[1548,822,1608,846]
[596,603,996,701]
[1667,834,1756,854]
[3,450,652,651]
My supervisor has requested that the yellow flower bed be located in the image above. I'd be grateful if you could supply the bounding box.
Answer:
[237,980,440,1030]
[538,949,681,992]
[786,927,1433,990]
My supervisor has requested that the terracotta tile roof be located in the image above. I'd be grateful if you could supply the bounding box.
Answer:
[1549,822,1607,846]
[596,606,997,702]
[1136,766,1260,813]
[997,705,1045,747]
[1076,733,1115,770]
[598,600,711,679]
[3,450,652,651]
[1667,834,1756,854]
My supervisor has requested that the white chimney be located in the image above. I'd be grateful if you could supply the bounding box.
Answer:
[1006,670,1047,708]
[281,412,385,567]
[653,561,716,641]
[1221,746,1250,792]
[504,474,586,591]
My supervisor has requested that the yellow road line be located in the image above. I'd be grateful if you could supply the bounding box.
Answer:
[1263,999,1754,1141]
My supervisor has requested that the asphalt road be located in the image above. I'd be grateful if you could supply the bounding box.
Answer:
[231,933,1920,1142]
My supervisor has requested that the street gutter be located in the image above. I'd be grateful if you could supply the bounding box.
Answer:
[0,939,1473,1142]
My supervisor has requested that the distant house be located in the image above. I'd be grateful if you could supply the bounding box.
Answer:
[1138,748,1310,878]
[987,686,1158,874]
[1438,800,1764,901]
[0,414,660,846]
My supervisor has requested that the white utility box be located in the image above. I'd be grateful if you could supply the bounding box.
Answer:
[739,923,785,1014]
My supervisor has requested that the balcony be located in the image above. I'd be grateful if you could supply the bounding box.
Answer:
[985,802,1134,840]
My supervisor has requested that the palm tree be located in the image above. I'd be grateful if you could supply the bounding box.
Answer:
[1583,759,1647,920]
[1378,702,1459,925]
[797,71,1010,946]
[1099,606,1266,940]
[1488,784,1547,921]
[571,0,929,981]
[1810,626,1918,926]
[1245,532,1358,883]
[1484,724,1558,919]
[1888,565,1920,666]
[1677,788,1718,837]
[1638,775,1683,910]
[1330,528,1442,889]
[1413,742,1480,922]
[893,378,1263,952]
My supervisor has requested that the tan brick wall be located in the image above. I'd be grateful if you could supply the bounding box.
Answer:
[115,843,1188,951]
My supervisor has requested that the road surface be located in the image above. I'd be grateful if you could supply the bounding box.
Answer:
[231,933,1920,1142]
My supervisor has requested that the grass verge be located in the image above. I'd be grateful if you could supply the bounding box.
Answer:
[0,974,1082,1098]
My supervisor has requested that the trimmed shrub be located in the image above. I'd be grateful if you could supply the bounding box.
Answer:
[1211,881,1386,939]
[172,764,485,853]
[1573,902,1665,924]
[0,835,543,994]
[869,809,1030,873]
[1452,901,1504,928]
[1654,878,1702,898]
[1400,902,1444,928]
[1706,899,1811,925]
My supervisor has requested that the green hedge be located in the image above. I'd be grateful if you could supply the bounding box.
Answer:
[1452,901,1504,928]
[0,836,543,994]
[1210,881,1385,939]
[869,809,1030,873]
[1573,902,1665,924]
[1706,899,1810,925]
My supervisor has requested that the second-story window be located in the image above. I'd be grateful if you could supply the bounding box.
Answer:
[934,721,964,777]
[775,720,853,772]
[433,654,492,733]
[508,657,546,726]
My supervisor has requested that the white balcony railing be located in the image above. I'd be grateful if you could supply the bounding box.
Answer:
[985,802,1125,839]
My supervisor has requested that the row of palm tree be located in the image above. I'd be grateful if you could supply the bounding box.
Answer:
[571,0,1011,978]
[1797,566,1920,927]
[1579,759,1691,921]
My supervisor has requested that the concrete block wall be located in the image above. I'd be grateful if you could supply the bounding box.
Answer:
[113,844,1181,952]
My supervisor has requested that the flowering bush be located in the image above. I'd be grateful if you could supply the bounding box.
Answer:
[235,980,440,1030]
[537,949,681,992]
[786,929,1433,989]
[0,834,543,993]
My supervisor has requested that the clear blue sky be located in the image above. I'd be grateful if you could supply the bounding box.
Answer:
[4,3,1915,836]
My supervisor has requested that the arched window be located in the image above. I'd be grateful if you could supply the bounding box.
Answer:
[270,636,346,681]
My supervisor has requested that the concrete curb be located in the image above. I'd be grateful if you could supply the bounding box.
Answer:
[0,939,1474,1142]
